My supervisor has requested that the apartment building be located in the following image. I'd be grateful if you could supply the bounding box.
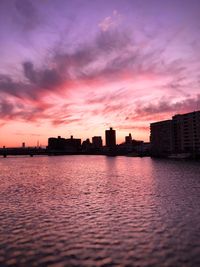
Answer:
[150,111,200,156]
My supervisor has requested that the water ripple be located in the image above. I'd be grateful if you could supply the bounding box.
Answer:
[0,156,200,266]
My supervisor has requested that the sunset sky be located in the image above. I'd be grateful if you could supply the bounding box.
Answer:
[0,0,200,147]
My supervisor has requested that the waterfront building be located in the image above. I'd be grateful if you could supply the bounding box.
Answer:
[105,127,116,148]
[125,133,132,144]
[48,136,66,151]
[82,138,93,152]
[172,111,200,153]
[92,136,102,148]
[65,135,81,152]
[150,110,200,156]
[150,120,173,156]
[48,135,81,152]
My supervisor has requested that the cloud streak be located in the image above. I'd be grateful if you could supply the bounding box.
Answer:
[133,94,200,121]
[0,22,198,131]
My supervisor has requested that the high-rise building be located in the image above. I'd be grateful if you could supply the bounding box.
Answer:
[172,111,200,153]
[150,111,200,156]
[92,136,102,148]
[105,127,116,148]
[125,133,132,144]
[150,120,173,156]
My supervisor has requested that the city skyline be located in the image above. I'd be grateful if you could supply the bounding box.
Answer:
[0,0,200,147]
[1,108,199,158]
[1,108,199,148]
[1,127,140,148]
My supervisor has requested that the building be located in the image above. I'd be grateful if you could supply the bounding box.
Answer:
[48,135,81,152]
[150,111,200,157]
[92,136,102,148]
[48,136,66,151]
[82,138,93,152]
[65,136,81,152]
[172,111,200,153]
[105,127,116,148]
[150,120,173,156]
[125,133,132,144]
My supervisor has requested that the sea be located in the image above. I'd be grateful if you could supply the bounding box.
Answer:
[0,155,200,266]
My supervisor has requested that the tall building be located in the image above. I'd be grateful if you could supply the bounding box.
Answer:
[150,120,173,156]
[172,111,200,153]
[125,133,132,144]
[150,111,200,156]
[105,127,116,148]
[92,136,102,148]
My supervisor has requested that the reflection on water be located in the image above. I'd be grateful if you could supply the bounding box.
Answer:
[0,156,200,266]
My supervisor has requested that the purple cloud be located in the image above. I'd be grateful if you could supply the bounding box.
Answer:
[133,94,200,121]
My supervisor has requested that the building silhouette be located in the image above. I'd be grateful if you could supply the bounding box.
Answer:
[82,138,93,153]
[105,127,116,148]
[92,136,102,148]
[48,135,81,153]
[173,112,200,153]
[125,133,132,144]
[150,111,200,157]
[48,136,66,151]
[65,135,81,152]
[150,120,173,156]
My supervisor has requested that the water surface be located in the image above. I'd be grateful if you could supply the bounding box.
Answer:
[0,156,200,266]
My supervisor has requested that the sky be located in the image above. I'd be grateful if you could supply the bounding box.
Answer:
[0,0,200,147]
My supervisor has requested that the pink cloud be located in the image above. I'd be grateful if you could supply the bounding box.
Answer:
[98,10,122,32]
[0,28,198,144]
[132,94,200,122]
